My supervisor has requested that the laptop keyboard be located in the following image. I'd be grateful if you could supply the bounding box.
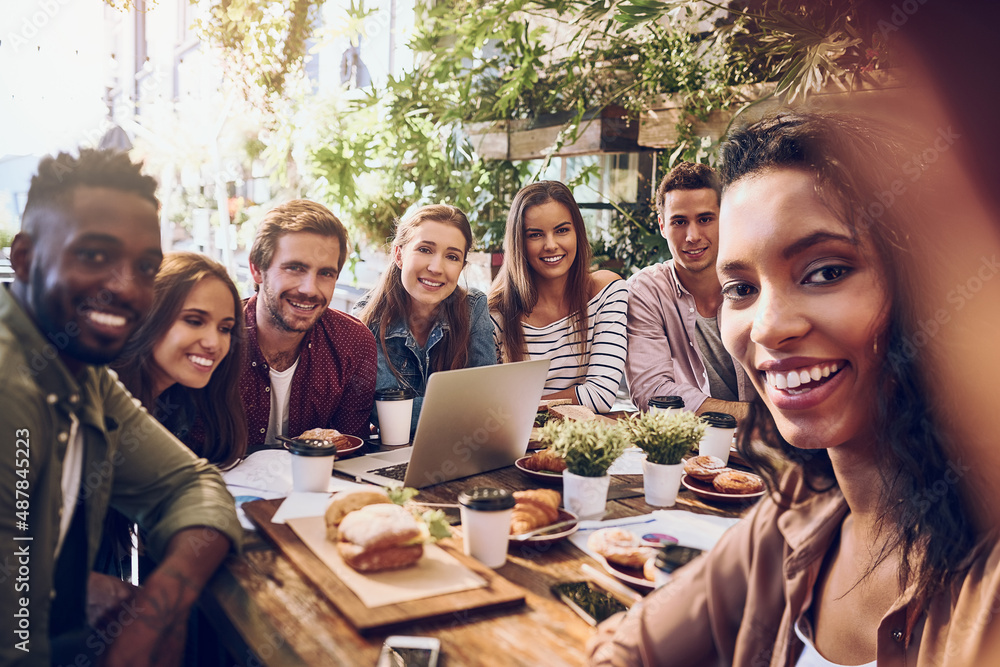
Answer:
[368,462,409,481]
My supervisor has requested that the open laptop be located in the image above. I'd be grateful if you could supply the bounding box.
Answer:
[335,359,550,488]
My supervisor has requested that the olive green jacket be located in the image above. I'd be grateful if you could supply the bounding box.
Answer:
[0,287,242,665]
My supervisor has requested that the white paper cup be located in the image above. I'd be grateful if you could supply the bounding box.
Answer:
[375,388,415,446]
[458,488,515,568]
[699,412,737,466]
[283,440,337,492]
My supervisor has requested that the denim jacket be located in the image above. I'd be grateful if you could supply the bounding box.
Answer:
[354,288,497,437]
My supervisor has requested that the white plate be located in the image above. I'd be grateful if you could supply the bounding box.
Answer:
[334,435,366,458]
[592,553,655,590]
[514,456,564,484]
[510,509,579,546]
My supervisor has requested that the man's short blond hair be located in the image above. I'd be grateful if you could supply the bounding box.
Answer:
[249,199,349,274]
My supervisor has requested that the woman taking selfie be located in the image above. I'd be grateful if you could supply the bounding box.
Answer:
[354,204,496,435]
[489,181,628,413]
[589,113,997,665]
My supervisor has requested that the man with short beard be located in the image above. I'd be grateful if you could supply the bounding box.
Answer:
[0,149,240,666]
[240,200,376,452]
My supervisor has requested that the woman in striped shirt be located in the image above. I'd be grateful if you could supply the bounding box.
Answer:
[489,181,628,413]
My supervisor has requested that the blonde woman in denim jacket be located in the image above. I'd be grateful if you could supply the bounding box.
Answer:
[355,205,497,437]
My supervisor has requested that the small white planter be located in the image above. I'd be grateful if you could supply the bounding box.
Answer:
[562,470,611,517]
[641,458,684,507]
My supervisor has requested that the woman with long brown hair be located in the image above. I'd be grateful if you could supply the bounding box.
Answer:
[112,251,247,466]
[355,204,496,436]
[489,181,628,412]
[98,251,247,581]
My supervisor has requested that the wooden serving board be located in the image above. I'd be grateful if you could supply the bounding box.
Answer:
[243,499,526,634]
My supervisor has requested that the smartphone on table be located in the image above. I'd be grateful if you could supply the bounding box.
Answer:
[655,544,704,574]
[376,635,441,667]
[551,581,631,627]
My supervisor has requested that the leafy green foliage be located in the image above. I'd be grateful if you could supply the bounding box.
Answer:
[417,509,453,541]
[539,419,629,477]
[386,486,419,505]
[625,410,705,465]
[593,199,671,275]
[194,0,895,256]
[387,487,453,540]
[195,0,326,117]
[297,85,531,249]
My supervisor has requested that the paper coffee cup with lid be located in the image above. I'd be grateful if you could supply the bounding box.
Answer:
[458,487,515,568]
[283,437,337,492]
[375,387,415,446]
[698,411,737,465]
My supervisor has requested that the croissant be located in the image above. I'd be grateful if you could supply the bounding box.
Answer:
[521,448,567,473]
[510,489,562,534]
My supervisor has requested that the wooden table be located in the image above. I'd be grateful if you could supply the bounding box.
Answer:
[200,464,757,666]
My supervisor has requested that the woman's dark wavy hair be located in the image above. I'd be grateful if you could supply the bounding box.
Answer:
[113,252,247,467]
[356,205,474,382]
[719,111,974,602]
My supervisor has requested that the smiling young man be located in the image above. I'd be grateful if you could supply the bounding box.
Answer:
[625,162,751,417]
[0,149,241,666]
[240,200,376,451]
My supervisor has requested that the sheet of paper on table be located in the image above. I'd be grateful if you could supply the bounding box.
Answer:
[287,516,487,608]
[223,450,374,529]
[569,510,740,560]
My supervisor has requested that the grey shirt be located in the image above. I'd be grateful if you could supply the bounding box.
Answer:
[694,315,739,402]
[625,261,752,411]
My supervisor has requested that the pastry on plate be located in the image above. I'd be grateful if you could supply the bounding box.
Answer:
[712,470,764,495]
[510,489,561,534]
[683,455,727,482]
[587,527,656,569]
[521,448,567,473]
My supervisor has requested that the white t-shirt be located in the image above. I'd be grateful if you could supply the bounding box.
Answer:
[264,359,299,445]
[55,413,82,560]
[794,617,876,667]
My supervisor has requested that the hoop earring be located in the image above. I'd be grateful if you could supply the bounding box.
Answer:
[873,338,879,355]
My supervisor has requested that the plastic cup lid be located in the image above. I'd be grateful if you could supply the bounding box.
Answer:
[458,487,515,511]
[700,412,737,428]
[282,438,338,457]
[648,395,684,409]
[375,387,416,401]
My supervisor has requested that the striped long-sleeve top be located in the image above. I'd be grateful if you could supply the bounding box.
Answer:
[491,279,629,413]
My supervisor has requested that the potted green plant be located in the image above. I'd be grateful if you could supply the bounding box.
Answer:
[539,419,629,517]
[626,411,706,507]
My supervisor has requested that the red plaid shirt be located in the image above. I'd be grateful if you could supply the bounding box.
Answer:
[240,294,377,448]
